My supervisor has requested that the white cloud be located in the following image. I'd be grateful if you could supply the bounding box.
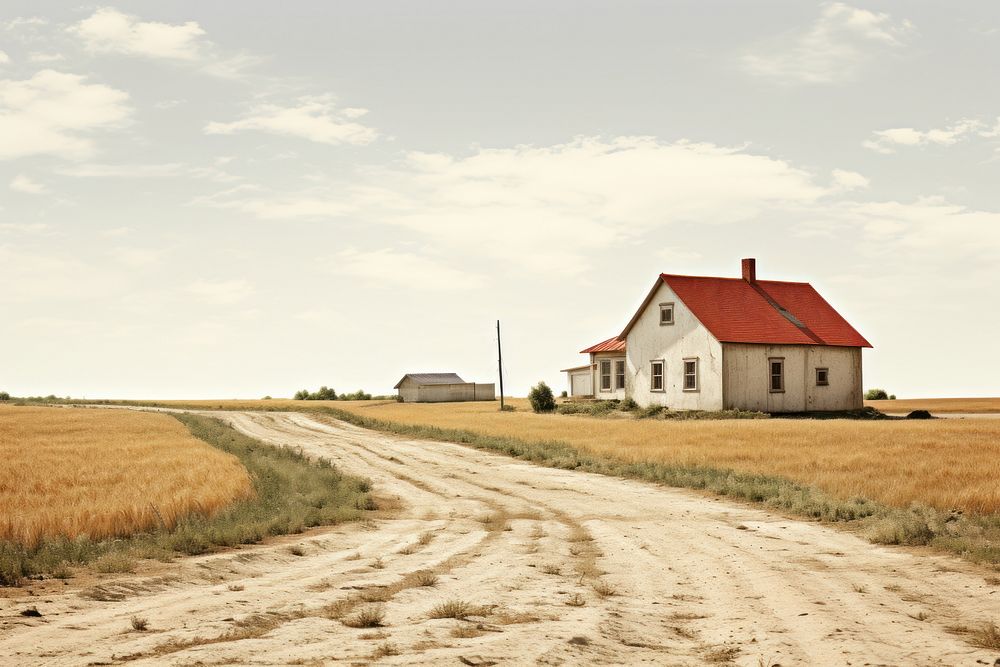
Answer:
[205,95,378,146]
[742,3,914,84]
[56,161,238,182]
[9,174,46,194]
[69,7,206,60]
[831,168,869,190]
[187,279,254,304]
[0,51,9,64]
[28,52,64,63]
[863,118,992,153]
[199,136,828,272]
[0,69,131,160]
[328,248,485,291]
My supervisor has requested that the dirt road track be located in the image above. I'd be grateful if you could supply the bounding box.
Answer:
[1,411,998,665]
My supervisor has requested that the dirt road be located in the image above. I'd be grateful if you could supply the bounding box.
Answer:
[2,411,998,665]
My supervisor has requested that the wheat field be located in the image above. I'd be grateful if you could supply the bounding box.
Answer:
[332,399,1000,515]
[0,405,254,546]
[865,397,1000,413]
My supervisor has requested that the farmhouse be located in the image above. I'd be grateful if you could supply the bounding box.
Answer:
[563,259,871,412]
[394,373,496,403]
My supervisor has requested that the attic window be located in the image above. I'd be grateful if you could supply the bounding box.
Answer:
[816,367,829,386]
[659,302,674,326]
[769,358,785,393]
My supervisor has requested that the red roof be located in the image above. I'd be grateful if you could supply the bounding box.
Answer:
[580,336,626,354]
[619,275,871,348]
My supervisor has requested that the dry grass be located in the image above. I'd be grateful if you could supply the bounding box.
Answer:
[866,397,1000,413]
[0,405,253,546]
[329,400,1000,514]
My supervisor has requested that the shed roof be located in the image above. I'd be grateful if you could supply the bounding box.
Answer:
[619,274,871,348]
[580,336,627,354]
[394,373,466,389]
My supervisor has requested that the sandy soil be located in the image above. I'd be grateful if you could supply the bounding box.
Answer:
[1,411,998,666]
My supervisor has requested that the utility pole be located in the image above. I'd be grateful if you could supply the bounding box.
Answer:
[497,320,505,411]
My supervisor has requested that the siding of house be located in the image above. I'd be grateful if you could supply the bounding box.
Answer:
[626,281,724,410]
[592,351,627,400]
[722,343,862,412]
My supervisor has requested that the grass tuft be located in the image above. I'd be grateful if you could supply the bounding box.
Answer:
[428,599,484,620]
[343,605,386,628]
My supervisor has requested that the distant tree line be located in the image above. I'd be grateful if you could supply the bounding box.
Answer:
[292,386,392,401]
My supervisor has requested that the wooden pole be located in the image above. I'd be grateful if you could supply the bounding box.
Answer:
[497,320,505,411]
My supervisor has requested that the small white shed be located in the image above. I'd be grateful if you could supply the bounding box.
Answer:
[393,373,496,403]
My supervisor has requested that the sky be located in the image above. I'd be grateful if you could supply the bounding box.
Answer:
[1,1,998,399]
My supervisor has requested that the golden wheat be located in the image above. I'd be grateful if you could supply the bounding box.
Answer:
[331,399,1000,514]
[865,397,1000,413]
[0,406,254,546]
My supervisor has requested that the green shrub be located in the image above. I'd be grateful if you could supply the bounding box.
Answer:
[528,382,556,413]
[620,397,638,411]
[865,388,889,401]
[339,390,372,401]
[560,390,568,398]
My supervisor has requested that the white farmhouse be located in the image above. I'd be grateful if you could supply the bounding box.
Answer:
[563,259,872,412]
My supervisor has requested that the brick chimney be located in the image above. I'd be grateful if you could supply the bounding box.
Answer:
[741,258,756,282]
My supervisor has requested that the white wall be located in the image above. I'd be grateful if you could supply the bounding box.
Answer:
[397,378,496,402]
[722,343,862,412]
[592,352,627,400]
[625,281,724,409]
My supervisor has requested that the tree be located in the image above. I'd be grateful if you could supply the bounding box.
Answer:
[0,391,9,401]
[528,381,556,413]
[865,388,889,401]
[293,389,309,400]
[313,386,337,400]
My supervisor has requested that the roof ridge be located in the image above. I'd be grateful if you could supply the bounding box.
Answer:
[660,273,812,286]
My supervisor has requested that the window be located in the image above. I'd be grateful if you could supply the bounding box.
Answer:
[683,358,699,391]
[599,360,612,392]
[614,360,626,390]
[659,302,674,326]
[769,358,785,393]
[650,360,664,391]
[816,367,829,386]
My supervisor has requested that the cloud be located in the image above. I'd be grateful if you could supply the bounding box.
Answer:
[28,52,64,63]
[831,169,869,190]
[0,51,9,64]
[742,2,914,84]
[0,69,131,160]
[328,248,486,291]
[863,118,998,153]
[56,161,238,182]
[9,174,46,194]
[111,246,162,268]
[187,279,254,304]
[69,7,206,60]
[205,95,378,146]
[199,136,828,272]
